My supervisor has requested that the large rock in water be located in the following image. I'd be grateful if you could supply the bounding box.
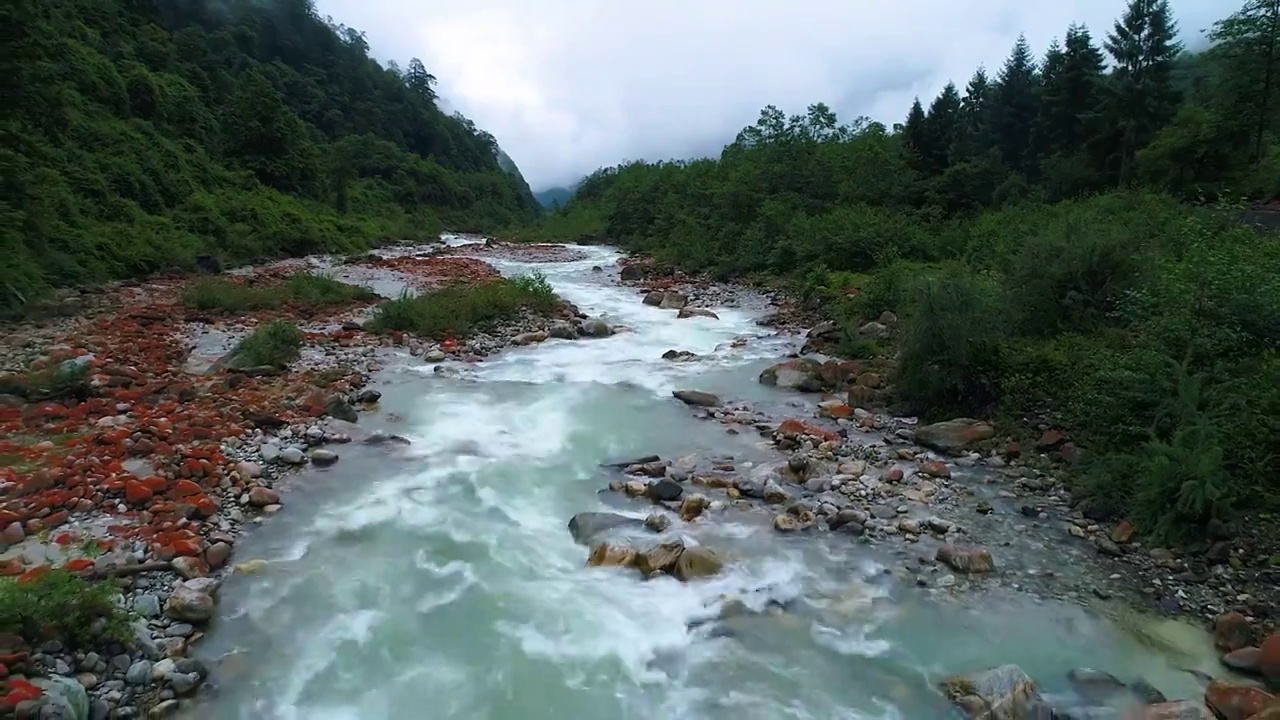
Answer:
[942,664,1041,719]
[914,418,995,453]
[936,545,996,574]
[672,389,721,407]
[567,512,643,545]
[674,547,723,581]
[758,358,826,392]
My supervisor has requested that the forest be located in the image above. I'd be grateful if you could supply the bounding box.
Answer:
[525,0,1280,539]
[1,0,540,316]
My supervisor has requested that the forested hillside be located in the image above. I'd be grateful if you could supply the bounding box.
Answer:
[1,0,540,315]
[528,0,1280,539]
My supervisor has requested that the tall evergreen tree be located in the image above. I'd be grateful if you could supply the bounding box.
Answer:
[1032,39,1066,162]
[952,67,995,161]
[903,98,928,171]
[1209,0,1280,167]
[1105,0,1183,183]
[992,35,1041,175]
[1037,25,1108,160]
[923,82,963,174]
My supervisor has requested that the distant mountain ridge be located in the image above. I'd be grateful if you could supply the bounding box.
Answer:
[534,185,577,209]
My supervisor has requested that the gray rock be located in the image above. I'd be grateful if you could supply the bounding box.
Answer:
[648,478,683,502]
[942,664,1040,718]
[170,672,202,695]
[259,442,282,463]
[126,660,153,686]
[913,418,995,454]
[131,594,160,617]
[567,512,643,545]
[165,623,194,638]
[324,395,358,423]
[309,449,339,467]
[580,318,613,338]
[672,389,721,407]
[31,675,89,720]
[165,584,215,622]
[279,446,306,465]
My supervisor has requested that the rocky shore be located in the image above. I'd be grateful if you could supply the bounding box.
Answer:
[2,241,1275,718]
[0,241,611,718]
[565,255,1280,718]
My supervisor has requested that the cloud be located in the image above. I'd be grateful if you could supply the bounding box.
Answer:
[316,0,1226,190]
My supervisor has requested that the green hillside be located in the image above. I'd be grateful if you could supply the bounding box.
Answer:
[2,0,541,315]
[523,0,1280,539]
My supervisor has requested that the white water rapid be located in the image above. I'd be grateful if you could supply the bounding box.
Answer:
[190,243,1219,720]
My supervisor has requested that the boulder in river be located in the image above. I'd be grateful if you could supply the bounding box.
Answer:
[674,547,723,581]
[1205,679,1277,719]
[579,317,613,338]
[936,545,995,574]
[647,478,683,502]
[913,418,995,454]
[568,512,643,545]
[662,349,698,362]
[658,292,688,310]
[672,389,721,407]
[325,394,359,423]
[635,541,685,576]
[677,307,719,319]
[941,664,1040,720]
[643,291,665,306]
[587,542,637,568]
[759,358,825,392]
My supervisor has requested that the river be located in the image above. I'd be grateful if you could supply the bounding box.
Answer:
[188,242,1221,719]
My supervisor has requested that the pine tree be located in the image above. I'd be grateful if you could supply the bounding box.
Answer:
[1105,0,1183,183]
[952,67,995,162]
[1209,0,1280,167]
[1036,25,1107,159]
[923,82,963,174]
[903,98,928,171]
[405,58,438,103]
[992,35,1041,175]
[1032,38,1066,162]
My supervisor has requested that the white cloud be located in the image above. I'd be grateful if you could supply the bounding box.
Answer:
[316,0,1227,190]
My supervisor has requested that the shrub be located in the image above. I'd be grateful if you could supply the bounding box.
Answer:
[367,272,558,337]
[894,270,1006,418]
[181,277,279,312]
[283,271,378,305]
[233,319,304,367]
[0,568,132,646]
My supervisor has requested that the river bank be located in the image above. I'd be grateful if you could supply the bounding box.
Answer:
[1,237,1276,719]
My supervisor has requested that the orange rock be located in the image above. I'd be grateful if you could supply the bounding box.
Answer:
[170,538,202,557]
[777,419,840,443]
[124,480,153,505]
[1261,633,1280,686]
[63,558,94,572]
[171,479,202,497]
[1216,612,1256,652]
[1205,680,1276,720]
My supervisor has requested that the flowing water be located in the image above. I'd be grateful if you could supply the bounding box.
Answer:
[190,243,1220,720]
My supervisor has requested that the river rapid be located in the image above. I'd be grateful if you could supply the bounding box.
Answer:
[189,242,1221,720]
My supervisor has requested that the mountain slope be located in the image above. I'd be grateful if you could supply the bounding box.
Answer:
[534,186,576,209]
[2,0,540,314]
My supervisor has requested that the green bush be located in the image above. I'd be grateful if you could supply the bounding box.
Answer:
[894,270,1007,418]
[0,568,132,647]
[233,319,304,367]
[181,277,280,312]
[367,272,558,337]
[283,272,378,305]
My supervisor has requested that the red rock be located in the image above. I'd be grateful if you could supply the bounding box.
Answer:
[1261,634,1280,686]
[1127,700,1213,719]
[884,467,904,482]
[1111,520,1135,544]
[171,479,202,497]
[140,475,168,493]
[919,460,951,479]
[170,538,202,557]
[1205,680,1276,720]
[777,419,839,443]
[124,480,153,505]
[63,558,94,572]
[1216,612,1256,652]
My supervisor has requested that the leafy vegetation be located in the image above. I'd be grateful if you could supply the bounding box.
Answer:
[3,0,540,318]
[232,319,305,368]
[525,0,1280,540]
[367,273,558,338]
[181,272,376,311]
[0,568,132,647]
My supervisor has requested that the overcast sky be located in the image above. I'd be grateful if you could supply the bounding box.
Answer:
[316,0,1224,191]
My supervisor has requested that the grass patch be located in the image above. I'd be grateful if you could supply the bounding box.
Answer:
[0,568,133,647]
[284,272,378,305]
[181,277,280,312]
[182,272,376,312]
[232,320,305,368]
[367,273,558,337]
[0,360,92,403]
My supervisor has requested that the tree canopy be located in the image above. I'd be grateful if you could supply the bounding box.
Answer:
[2,0,539,313]
[522,0,1280,539]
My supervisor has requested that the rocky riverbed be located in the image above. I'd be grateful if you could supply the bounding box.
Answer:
[2,238,1276,719]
